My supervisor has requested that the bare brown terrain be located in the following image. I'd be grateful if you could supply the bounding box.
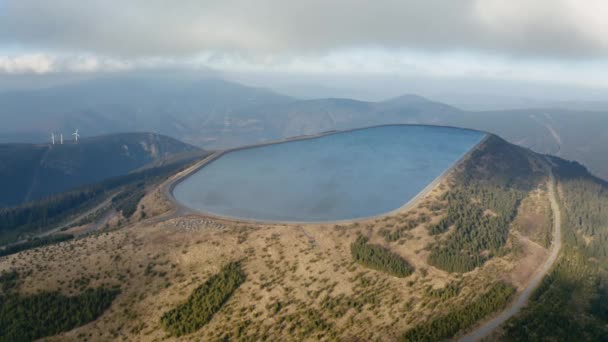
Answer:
[0,147,555,341]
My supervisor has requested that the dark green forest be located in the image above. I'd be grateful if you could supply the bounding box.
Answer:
[427,185,524,272]
[0,187,103,244]
[0,158,195,245]
[504,159,608,341]
[111,182,146,218]
[427,136,543,273]
[161,261,246,336]
[0,234,74,258]
[402,282,515,342]
[0,270,119,342]
[0,270,18,294]
[351,235,414,277]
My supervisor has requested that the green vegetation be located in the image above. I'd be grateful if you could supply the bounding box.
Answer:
[427,136,543,273]
[0,158,196,245]
[0,234,74,258]
[0,188,103,244]
[402,282,515,341]
[0,286,119,341]
[0,270,18,294]
[111,182,146,218]
[379,217,422,242]
[161,261,246,336]
[424,281,461,300]
[0,144,48,207]
[504,159,608,340]
[351,235,413,277]
[427,185,524,272]
[504,248,606,340]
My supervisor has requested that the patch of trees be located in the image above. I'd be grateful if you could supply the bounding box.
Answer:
[351,235,414,277]
[423,136,545,273]
[504,160,608,340]
[427,217,449,235]
[504,248,608,340]
[0,234,74,258]
[427,185,524,273]
[401,282,515,341]
[0,270,18,294]
[379,219,420,242]
[555,173,608,259]
[0,286,119,341]
[0,158,195,245]
[111,183,146,218]
[0,189,102,244]
[424,282,461,300]
[161,261,246,336]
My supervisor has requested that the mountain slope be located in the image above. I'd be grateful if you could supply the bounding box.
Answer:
[0,130,577,341]
[206,95,461,148]
[444,109,608,180]
[502,158,608,340]
[0,132,199,206]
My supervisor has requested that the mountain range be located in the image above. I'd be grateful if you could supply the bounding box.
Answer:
[1,73,608,180]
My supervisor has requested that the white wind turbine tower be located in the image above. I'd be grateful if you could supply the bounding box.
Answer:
[60,133,63,144]
[72,129,80,143]
[51,133,55,145]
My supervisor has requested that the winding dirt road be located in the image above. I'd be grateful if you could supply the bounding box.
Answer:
[458,170,562,341]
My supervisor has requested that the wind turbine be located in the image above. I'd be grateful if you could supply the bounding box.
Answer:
[51,133,55,145]
[60,133,63,145]
[72,129,80,143]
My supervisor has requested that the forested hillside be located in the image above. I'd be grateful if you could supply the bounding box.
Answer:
[0,155,202,245]
[0,270,119,341]
[0,132,199,206]
[427,136,546,273]
[503,158,608,340]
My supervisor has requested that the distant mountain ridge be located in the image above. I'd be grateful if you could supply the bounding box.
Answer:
[2,74,608,179]
[0,74,293,146]
[0,132,199,206]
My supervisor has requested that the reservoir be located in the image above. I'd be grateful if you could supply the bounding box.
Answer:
[173,125,485,222]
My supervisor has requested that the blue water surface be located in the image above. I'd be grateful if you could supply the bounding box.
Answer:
[174,125,485,222]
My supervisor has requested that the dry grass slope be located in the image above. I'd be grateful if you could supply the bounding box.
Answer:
[0,135,556,341]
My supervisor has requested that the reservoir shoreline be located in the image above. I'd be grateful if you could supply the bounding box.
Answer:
[167,124,488,225]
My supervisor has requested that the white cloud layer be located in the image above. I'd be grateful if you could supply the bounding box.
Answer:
[2,49,608,89]
[1,0,608,87]
[0,54,55,74]
[0,54,133,74]
[2,0,608,58]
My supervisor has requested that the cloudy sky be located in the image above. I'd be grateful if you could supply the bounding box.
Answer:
[1,0,608,94]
